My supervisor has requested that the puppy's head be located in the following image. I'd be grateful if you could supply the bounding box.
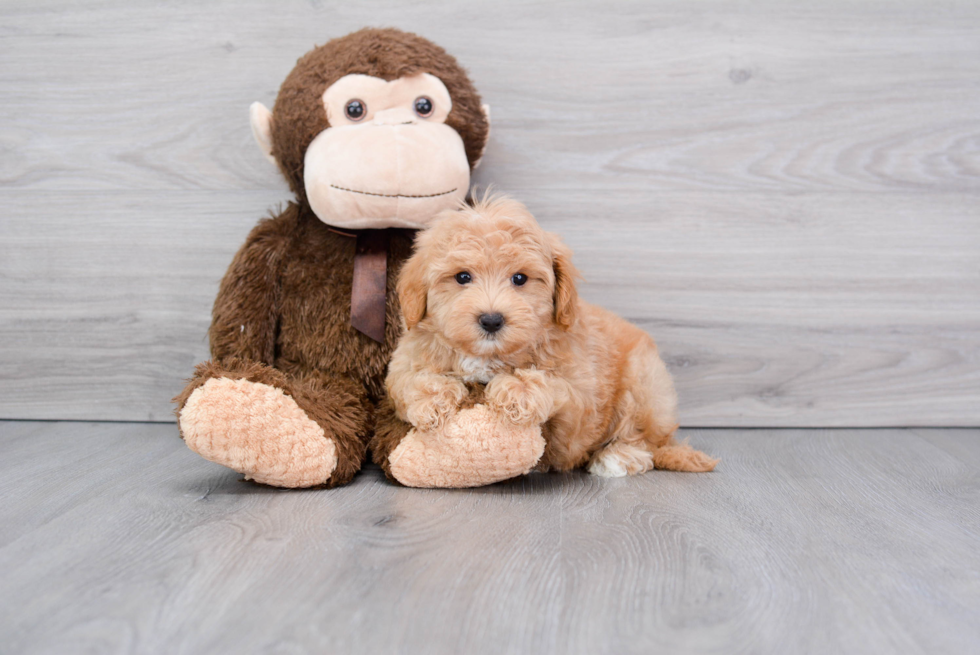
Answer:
[397,194,579,357]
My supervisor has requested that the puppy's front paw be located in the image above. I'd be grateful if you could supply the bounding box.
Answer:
[486,370,553,426]
[405,379,467,431]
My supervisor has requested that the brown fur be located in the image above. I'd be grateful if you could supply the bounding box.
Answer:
[370,396,414,479]
[386,195,718,476]
[174,29,488,487]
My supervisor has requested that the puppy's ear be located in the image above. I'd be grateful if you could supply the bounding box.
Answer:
[550,234,580,330]
[396,250,428,330]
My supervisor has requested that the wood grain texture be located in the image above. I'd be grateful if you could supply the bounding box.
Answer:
[1,189,976,424]
[1,0,978,424]
[1,420,978,654]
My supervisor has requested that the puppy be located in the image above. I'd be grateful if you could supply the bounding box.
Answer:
[386,195,717,477]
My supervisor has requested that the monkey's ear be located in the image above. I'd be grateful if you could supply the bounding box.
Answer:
[471,104,491,170]
[550,234,580,330]
[249,102,277,165]
[396,253,428,331]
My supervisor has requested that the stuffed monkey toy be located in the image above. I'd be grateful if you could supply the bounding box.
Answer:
[174,28,544,488]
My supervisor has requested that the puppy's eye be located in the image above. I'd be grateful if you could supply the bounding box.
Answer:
[414,96,434,117]
[511,273,528,286]
[345,99,366,121]
[454,271,472,285]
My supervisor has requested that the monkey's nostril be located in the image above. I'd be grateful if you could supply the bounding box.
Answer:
[478,313,505,334]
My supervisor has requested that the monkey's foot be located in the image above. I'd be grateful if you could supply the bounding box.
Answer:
[179,377,337,488]
[388,404,545,488]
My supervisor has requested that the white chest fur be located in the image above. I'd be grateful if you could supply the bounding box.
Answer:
[456,356,505,384]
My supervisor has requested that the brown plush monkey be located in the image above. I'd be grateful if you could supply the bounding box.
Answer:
[174,28,544,488]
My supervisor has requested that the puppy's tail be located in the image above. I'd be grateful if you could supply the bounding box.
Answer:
[653,436,719,472]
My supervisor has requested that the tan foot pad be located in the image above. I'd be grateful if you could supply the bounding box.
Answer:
[180,377,337,488]
[388,404,545,488]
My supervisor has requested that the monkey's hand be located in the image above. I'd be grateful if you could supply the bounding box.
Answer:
[399,372,468,432]
[485,369,557,426]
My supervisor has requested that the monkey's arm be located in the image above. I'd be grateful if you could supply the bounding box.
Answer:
[370,394,545,489]
[208,217,289,364]
[374,348,546,488]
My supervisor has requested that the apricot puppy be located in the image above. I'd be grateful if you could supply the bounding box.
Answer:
[387,195,717,476]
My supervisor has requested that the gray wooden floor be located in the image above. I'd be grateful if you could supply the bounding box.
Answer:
[2,421,977,654]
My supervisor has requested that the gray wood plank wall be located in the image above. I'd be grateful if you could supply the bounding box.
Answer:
[1,0,978,425]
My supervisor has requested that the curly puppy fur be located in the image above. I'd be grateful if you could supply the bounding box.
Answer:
[387,195,718,476]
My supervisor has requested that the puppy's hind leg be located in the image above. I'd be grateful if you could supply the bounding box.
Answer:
[588,420,718,476]
[637,343,718,472]
[634,341,718,472]
[587,394,655,478]
[590,336,718,476]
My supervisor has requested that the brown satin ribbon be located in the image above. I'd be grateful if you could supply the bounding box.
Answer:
[351,230,390,343]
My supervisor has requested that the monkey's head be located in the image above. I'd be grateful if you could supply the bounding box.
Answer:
[249,28,490,230]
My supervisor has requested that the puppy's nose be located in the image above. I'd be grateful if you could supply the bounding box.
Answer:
[478,313,505,334]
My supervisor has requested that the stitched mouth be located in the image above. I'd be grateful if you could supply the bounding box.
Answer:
[330,185,457,199]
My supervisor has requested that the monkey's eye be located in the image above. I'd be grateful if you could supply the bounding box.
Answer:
[413,96,434,118]
[345,99,366,121]
[454,271,472,285]
[511,273,528,286]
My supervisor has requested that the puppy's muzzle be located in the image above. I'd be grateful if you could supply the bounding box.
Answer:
[478,313,505,334]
